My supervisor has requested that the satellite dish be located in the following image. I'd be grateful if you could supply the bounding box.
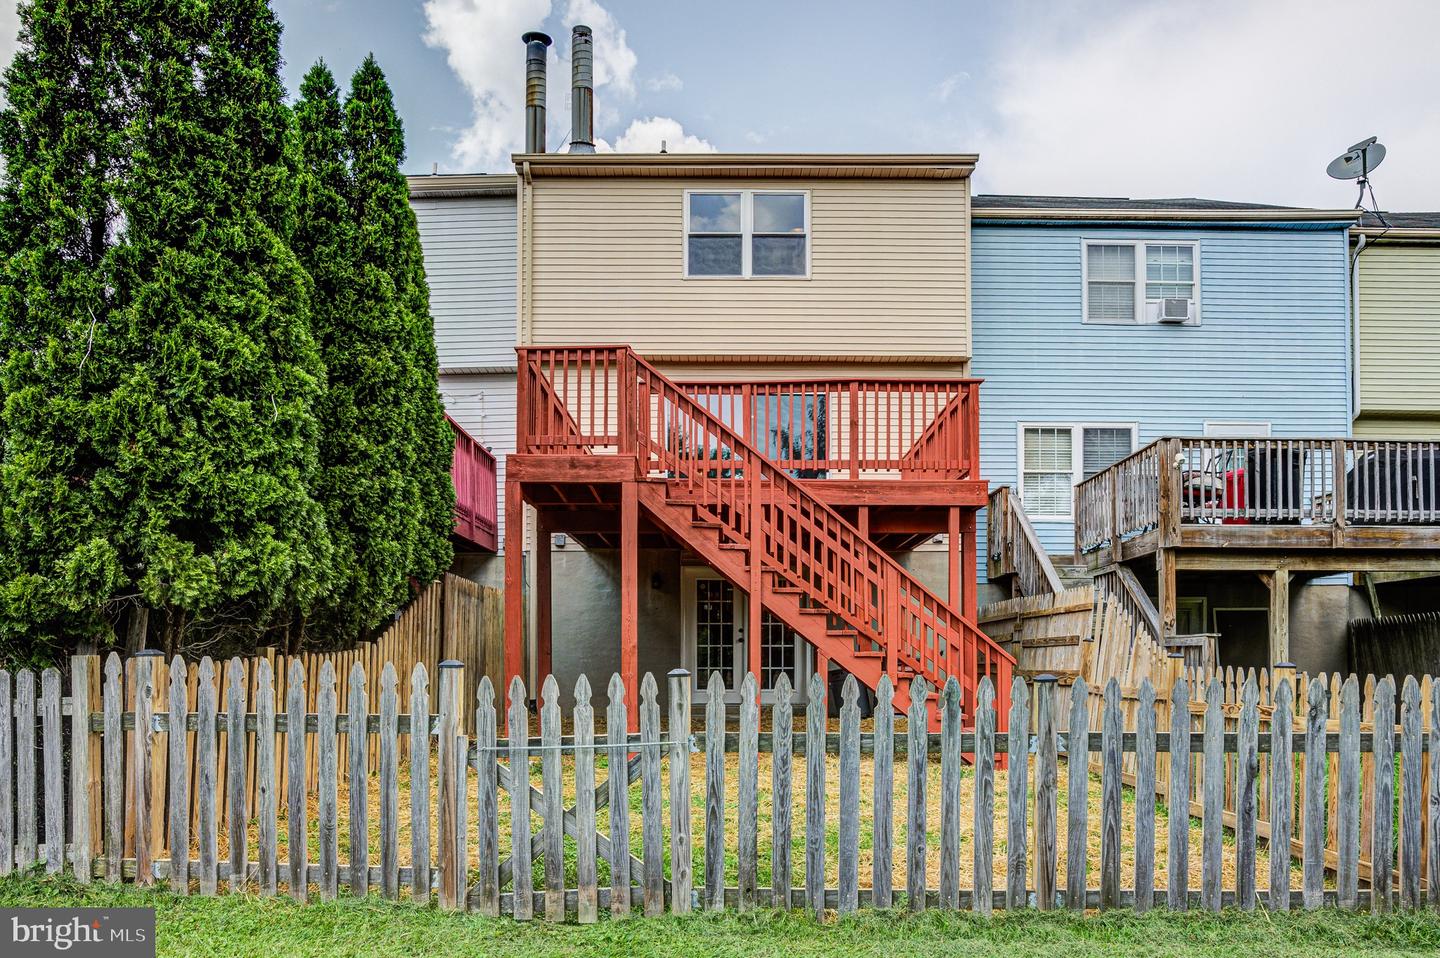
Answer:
[1327,137,1386,180]
[1327,137,1386,210]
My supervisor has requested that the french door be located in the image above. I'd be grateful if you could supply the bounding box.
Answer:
[681,569,809,703]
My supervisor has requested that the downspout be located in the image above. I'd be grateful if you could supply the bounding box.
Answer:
[520,160,534,346]
[1349,231,1367,427]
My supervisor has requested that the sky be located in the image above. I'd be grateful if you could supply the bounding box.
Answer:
[3,0,1439,209]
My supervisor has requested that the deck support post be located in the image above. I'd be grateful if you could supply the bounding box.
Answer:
[1265,568,1291,665]
[503,479,527,693]
[748,461,763,690]
[961,509,977,621]
[535,514,552,683]
[621,480,640,731]
[1156,548,1177,640]
[947,506,962,614]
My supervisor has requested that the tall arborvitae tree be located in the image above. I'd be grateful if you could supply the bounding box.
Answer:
[104,0,333,654]
[0,0,137,663]
[300,54,451,642]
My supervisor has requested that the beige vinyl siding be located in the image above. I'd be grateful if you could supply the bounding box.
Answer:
[1357,244,1440,417]
[1352,414,1440,440]
[412,193,517,371]
[524,177,970,360]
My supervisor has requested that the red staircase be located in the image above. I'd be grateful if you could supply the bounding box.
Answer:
[517,346,1013,726]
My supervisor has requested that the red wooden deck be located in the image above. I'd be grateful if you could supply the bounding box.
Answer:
[505,346,1011,730]
[449,414,498,552]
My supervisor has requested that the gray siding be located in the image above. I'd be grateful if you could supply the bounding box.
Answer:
[413,193,517,372]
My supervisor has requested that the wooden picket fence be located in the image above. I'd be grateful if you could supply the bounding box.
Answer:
[4,651,1440,919]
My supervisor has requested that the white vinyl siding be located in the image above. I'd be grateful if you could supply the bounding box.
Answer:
[1083,239,1201,325]
[412,192,517,371]
[1019,422,1138,520]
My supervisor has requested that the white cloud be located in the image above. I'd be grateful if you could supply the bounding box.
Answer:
[421,0,552,169]
[645,71,683,93]
[614,116,716,153]
[0,3,20,101]
[565,0,636,96]
[424,0,701,168]
[973,0,1440,208]
[934,72,969,104]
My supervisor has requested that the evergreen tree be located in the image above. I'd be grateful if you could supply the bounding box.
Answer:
[0,0,138,663]
[106,0,333,653]
[1,0,334,659]
[301,54,451,642]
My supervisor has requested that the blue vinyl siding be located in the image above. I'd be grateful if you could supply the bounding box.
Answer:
[972,225,1352,562]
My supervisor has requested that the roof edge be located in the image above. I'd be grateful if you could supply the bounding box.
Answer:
[1355,226,1440,241]
[407,173,518,198]
[514,152,977,178]
[974,207,1361,223]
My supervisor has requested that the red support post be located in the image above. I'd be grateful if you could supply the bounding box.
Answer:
[503,479,526,692]
[620,480,639,731]
[961,510,978,621]
[947,506,961,614]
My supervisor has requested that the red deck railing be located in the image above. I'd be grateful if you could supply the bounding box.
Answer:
[672,378,981,479]
[516,346,1011,724]
[449,415,498,551]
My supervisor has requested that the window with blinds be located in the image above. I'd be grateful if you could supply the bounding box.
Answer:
[1082,427,1134,478]
[1021,423,1136,519]
[1084,240,1200,324]
[1022,426,1074,517]
[1085,244,1136,322]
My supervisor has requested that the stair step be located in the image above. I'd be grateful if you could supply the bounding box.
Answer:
[851,650,885,659]
[826,628,858,638]
[692,520,725,530]
[772,585,804,595]
[718,542,749,551]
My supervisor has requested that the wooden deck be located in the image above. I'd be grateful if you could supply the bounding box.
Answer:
[505,346,1009,727]
[1074,436,1440,663]
[449,415,498,551]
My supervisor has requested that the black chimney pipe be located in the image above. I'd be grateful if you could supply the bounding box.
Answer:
[522,31,552,154]
[568,25,595,153]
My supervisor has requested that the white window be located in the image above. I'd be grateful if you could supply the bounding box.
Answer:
[1082,240,1200,325]
[685,190,809,278]
[1019,423,1138,520]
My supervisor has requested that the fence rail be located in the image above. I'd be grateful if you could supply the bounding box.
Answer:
[1076,437,1440,554]
[4,653,1439,919]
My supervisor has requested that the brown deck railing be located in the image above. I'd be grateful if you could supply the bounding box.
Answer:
[1076,437,1440,554]
[986,486,1065,596]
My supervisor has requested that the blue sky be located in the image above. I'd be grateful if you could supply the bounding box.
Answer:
[5,1,1439,207]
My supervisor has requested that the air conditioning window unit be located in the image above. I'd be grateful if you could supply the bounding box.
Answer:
[1157,297,1194,323]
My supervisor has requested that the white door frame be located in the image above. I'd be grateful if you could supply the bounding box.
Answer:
[681,566,811,704]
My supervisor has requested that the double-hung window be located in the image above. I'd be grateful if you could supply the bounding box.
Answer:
[1019,423,1138,519]
[1083,240,1200,324]
[685,190,809,278]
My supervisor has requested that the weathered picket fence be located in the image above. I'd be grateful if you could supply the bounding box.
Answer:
[2,653,1439,919]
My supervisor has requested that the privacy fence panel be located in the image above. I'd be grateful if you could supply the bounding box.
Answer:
[1,656,1438,919]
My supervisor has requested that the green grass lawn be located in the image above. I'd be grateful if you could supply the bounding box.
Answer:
[4,873,1440,958]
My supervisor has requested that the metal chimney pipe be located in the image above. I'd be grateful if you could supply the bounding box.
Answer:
[568,25,595,153]
[522,31,552,154]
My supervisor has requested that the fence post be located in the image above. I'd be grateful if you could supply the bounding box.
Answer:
[437,660,463,911]
[1033,674,1058,911]
[666,670,693,915]
[70,655,97,883]
[131,650,162,887]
